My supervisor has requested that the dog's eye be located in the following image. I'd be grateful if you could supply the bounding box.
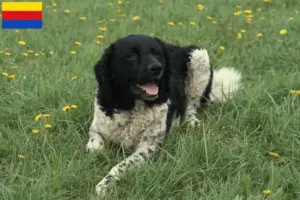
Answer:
[153,52,160,58]
[127,54,137,60]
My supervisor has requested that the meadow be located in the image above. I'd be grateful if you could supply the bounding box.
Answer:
[1,0,300,199]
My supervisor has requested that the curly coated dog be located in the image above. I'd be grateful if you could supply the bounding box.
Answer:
[86,34,242,197]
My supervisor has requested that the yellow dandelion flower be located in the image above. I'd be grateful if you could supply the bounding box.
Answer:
[32,129,40,134]
[234,11,242,16]
[263,190,272,195]
[64,9,70,13]
[118,0,122,4]
[132,16,140,20]
[8,74,16,79]
[18,41,26,45]
[207,16,213,20]
[290,90,300,94]
[71,104,78,109]
[241,29,246,33]
[22,53,28,57]
[257,33,263,37]
[236,4,241,9]
[52,3,57,7]
[178,22,183,26]
[96,40,101,44]
[280,29,287,35]
[16,29,20,33]
[198,4,205,10]
[43,114,51,117]
[237,33,242,39]
[97,35,104,39]
[244,10,252,14]
[99,27,107,31]
[160,0,164,3]
[289,17,294,21]
[190,21,196,26]
[0,51,3,54]
[62,106,71,111]
[219,46,225,51]
[34,53,39,56]
[35,114,42,121]
[212,20,217,24]
[1,72,9,77]
[80,17,87,21]
[28,50,33,53]
[109,18,116,22]
[44,124,52,129]
[168,22,175,26]
[71,76,78,80]
[108,2,113,6]
[121,13,126,17]
[18,155,25,159]
[5,52,11,56]
[50,50,54,55]
[264,0,272,2]
[247,14,254,18]
[268,152,279,157]
[70,51,77,55]
[75,41,81,46]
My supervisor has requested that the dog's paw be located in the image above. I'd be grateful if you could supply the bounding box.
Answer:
[186,114,201,127]
[95,178,110,198]
[86,134,104,152]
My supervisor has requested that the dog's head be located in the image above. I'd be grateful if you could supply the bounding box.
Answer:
[94,34,171,114]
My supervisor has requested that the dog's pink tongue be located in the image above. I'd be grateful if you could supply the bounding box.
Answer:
[139,83,159,95]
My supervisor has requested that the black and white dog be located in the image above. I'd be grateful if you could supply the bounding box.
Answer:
[86,34,242,197]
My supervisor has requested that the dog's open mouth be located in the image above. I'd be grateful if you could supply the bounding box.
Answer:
[130,82,159,101]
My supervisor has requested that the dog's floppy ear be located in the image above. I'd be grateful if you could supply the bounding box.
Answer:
[94,44,115,115]
[154,37,187,125]
[94,44,114,85]
[154,37,172,71]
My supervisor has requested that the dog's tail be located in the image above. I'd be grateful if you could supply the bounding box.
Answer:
[209,67,242,103]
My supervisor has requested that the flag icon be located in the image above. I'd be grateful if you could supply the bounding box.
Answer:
[2,2,43,29]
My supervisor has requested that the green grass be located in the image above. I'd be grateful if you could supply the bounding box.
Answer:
[1,0,300,199]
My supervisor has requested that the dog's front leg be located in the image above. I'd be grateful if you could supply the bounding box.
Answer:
[86,129,105,152]
[95,140,159,197]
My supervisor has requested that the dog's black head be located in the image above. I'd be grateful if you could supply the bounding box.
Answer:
[94,34,172,116]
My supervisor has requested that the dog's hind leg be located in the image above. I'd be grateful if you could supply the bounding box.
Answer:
[95,139,159,197]
[184,48,212,127]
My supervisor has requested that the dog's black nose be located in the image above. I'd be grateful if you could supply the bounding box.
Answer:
[148,63,162,76]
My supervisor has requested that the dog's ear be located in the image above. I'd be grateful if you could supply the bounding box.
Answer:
[94,44,115,115]
[94,44,115,85]
[154,37,172,71]
[154,37,187,119]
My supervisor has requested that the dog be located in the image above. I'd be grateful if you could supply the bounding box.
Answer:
[86,34,242,197]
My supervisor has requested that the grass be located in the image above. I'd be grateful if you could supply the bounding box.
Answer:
[1,0,300,199]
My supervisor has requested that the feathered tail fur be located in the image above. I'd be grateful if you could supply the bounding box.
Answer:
[210,67,242,103]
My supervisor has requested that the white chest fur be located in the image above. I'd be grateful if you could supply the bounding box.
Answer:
[91,99,169,149]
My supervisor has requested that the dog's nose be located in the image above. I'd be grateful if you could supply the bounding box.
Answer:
[148,63,162,76]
